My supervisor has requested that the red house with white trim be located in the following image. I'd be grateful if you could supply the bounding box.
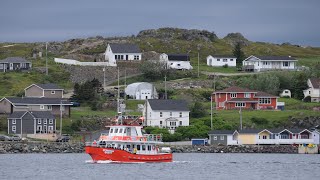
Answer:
[212,86,282,110]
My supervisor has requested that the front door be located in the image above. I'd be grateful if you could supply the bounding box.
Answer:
[43,125,47,133]
[9,63,13,70]
[126,55,128,60]
[251,103,255,109]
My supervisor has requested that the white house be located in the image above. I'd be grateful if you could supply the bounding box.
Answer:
[105,43,142,66]
[242,55,298,72]
[279,89,291,98]
[160,53,193,70]
[206,55,236,67]
[125,82,158,100]
[143,99,190,133]
[303,78,320,102]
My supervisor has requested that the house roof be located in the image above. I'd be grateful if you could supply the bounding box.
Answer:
[167,54,190,61]
[209,55,236,58]
[227,98,259,102]
[213,86,256,94]
[256,56,297,61]
[8,111,55,119]
[25,83,63,90]
[238,129,262,134]
[208,130,236,135]
[109,43,141,53]
[255,91,278,98]
[310,78,320,88]
[147,99,189,111]
[0,57,31,63]
[4,97,72,105]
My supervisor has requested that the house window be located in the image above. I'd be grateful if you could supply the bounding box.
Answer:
[283,62,289,67]
[217,59,220,61]
[49,119,53,124]
[134,55,139,60]
[12,119,16,124]
[213,136,217,140]
[170,112,172,117]
[230,93,237,98]
[244,93,250,98]
[160,112,163,117]
[235,102,245,107]
[12,125,16,132]
[47,105,52,110]
[179,121,182,126]
[230,59,233,61]
[170,122,176,126]
[37,119,41,124]
[51,91,55,94]
[0,64,3,69]
[179,112,182,117]
[177,64,181,66]
[220,136,224,140]
[263,135,267,139]
[223,59,227,62]
[160,121,162,125]
[259,98,271,104]
[44,119,47,125]
[149,112,151,117]
[40,105,45,109]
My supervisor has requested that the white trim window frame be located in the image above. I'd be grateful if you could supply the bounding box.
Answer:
[40,105,45,110]
[37,119,41,125]
[51,91,55,94]
[12,125,16,132]
[235,102,245,107]
[44,119,47,125]
[49,119,53,124]
[244,93,250,98]
[12,119,16,124]
[259,98,271,104]
[230,93,237,98]
[47,105,52,111]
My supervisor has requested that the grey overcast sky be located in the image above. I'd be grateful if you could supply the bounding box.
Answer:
[1,0,320,46]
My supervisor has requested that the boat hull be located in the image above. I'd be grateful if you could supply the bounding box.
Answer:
[85,146,172,163]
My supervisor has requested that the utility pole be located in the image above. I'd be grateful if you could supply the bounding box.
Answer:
[210,95,213,130]
[103,66,106,88]
[164,75,167,99]
[46,42,48,75]
[117,67,120,113]
[239,106,243,130]
[60,100,63,136]
[197,45,201,78]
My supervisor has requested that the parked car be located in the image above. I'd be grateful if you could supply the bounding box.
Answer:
[56,134,70,142]
[9,135,22,141]
[0,134,11,141]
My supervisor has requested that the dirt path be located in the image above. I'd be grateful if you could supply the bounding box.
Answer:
[202,71,262,76]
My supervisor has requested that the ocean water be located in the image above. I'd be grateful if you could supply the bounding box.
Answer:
[0,153,320,180]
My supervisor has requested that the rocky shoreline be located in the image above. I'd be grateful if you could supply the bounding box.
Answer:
[0,142,302,154]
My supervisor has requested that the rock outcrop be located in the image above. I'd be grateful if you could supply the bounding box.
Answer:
[223,32,250,46]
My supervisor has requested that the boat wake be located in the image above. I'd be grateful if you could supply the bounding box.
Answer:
[85,160,146,164]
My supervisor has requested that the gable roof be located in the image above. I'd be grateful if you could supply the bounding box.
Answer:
[109,43,141,53]
[167,54,190,61]
[25,83,63,90]
[245,55,297,61]
[238,129,262,134]
[309,78,320,88]
[147,99,189,111]
[255,91,278,98]
[208,130,236,135]
[213,86,256,94]
[8,111,55,119]
[209,55,236,58]
[0,57,31,63]
[4,97,72,105]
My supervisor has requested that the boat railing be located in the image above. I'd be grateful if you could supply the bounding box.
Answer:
[144,134,162,142]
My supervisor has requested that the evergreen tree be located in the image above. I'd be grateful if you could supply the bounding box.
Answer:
[233,42,246,69]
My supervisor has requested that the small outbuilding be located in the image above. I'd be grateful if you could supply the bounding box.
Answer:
[279,89,291,98]
[125,82,158,100]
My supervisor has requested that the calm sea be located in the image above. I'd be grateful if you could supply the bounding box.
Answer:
[0,153,320,180]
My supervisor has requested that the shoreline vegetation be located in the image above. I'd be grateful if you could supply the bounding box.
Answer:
[0,142,312,154]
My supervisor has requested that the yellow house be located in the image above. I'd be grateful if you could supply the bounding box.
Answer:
[238,129,261,144]
[258,129,272,139]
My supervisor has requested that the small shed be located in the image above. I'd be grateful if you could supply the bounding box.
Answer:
[191,138,208,145]
[125,82,158,100]
[279,89,291,98]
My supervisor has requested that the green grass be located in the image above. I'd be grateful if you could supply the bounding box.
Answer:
[197,64,238,73]
[297,57,320,67]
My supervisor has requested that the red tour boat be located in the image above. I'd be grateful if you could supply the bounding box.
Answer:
[85,125,172,163]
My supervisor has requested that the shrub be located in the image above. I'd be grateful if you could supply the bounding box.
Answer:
[222,64,228,68]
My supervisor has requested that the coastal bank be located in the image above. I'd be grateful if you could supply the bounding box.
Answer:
[0,142,306,154]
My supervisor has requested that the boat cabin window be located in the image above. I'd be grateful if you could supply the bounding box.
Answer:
[110,128,113,133]
[115,128,118,133]
[142,145,146,151]
[124,128,126,133]
[137,145,141,150]
[148,145,151,151]
[119,129,123,133]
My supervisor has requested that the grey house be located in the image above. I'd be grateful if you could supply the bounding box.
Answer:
[24,83,64,98]
[208,130,239,145]
[8,111,56,135]
[0,97,72,117]
[0,57,32,72]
